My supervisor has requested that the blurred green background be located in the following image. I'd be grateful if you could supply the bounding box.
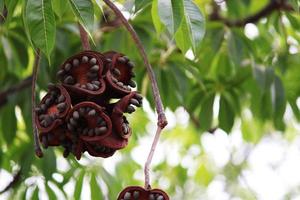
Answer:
[0,0,300,199]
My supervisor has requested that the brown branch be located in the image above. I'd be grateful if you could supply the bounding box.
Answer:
[102,0,168,189]
[0,169,21,194]
[210,0,294,27]
[0,77,32,108]
[78,23,91,50]
[0,6,7,24]
[31,49,43,158]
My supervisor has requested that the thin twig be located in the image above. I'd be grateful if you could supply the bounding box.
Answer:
[144,127,162,189]
[0,76,32,108]
[210,0,293,27]
[31,49,43,158]
[102,0,168,189]
[78,23,91,50]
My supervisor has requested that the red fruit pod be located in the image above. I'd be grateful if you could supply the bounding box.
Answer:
[84,141,117,158]
[61,134,85,160]
[117,186,170,200]
[66,102,112,142]
[103,51,137,98]
[35,84,71,147]
[111,92,143,139]
[57,51,106,97]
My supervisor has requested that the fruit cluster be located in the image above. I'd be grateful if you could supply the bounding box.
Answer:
[117,186,169,200]
[35,50,142,160]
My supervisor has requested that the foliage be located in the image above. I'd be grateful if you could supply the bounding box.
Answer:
[0,0,299,199]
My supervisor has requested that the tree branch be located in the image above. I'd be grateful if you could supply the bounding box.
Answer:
[210,0,294,27]
[31,49,43,158]
[78,23,91,50]
[0,77,32,108]
[102,0,168,189]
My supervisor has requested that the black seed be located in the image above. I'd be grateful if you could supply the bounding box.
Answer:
[93,84,99,90]
[135,93,143,100]
[130,98,141,107]
[127,105,135,113]
[88,109,96,116]
[67,123,74,131]
[90,65,99,72]
[117,81,124,87]
[73,111,80,119]
[111,77,118,83]
[149,194,155,200]
[92,81,100,86]
[88,129,94,136]
[64,76,74,84]
[42,135,48,148]
[124,192,131,200]
[157,195,164,200]
[39,114,46,121]
[58,95,65,103]
[73,59,79,66]
[45,98,52,106]
[87,83,94,90]
[47,83,56,90]
[79,108,86,115]
[83,128,89,135]
[90,58,97,65]
[112,68,121,76]
[95,127,107,135]
[63,149,70,157]
[35,107,42,114]
[122,124,129,134]
[117,57,126,63]
[82,56,88,63]
[56,69,65,78]
[99,121,107,126]
[128,80,136,88]
[127,61,135,68]
[57,102,66,112]
[70,118,77,126]
[64,63,72,71]
[40,104,47,111]
[123,56,129,62]
[133,191,139,199]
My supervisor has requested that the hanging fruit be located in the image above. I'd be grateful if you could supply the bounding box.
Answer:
[35,50,142,160]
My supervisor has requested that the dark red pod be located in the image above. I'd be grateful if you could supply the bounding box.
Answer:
[103,51,136,98]
[57,51,106,97]
[35,84,71,147]
[111,92,142,139]
[117,186,170,200]
[84,141,117,158]
[66,102,112,142]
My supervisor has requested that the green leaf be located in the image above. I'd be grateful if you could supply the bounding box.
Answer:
[273,76,286,130]
[175,0,205,54]
[199,94,215,131]
[3,0,18,24]
[0,0,4,12]
[0,104,16,145]
[135,0,152,12]
[46,183,57,200]
[90,173,104,200]
[68,0,94,33]
[151,0,163,34]
[31,186,39,200]
[41,149,56,180]
[228,30,244,66]
[25,0,56,60]
[74,170,85,200]
[219,93,235,132]
[158,0,183,34]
